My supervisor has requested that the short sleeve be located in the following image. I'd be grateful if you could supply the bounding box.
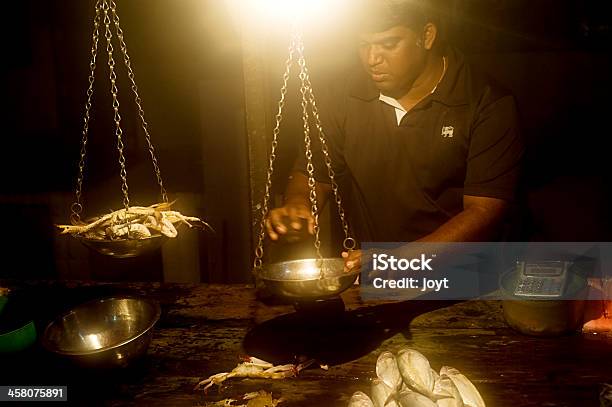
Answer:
[463,94,524,201]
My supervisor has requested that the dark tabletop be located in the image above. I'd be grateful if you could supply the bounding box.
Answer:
[0,281,610,406]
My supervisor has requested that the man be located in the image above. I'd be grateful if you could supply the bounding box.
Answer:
[265,0,524,272]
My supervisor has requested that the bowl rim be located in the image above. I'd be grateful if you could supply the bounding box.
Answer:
[73,234,167,244]
[258,257,359,282]
[41,296,161,356]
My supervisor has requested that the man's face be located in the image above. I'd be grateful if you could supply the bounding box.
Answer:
[358,25,426,98]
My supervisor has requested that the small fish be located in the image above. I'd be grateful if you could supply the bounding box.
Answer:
[204,390,283,407]
[396,348,436,399]
[348,391,375,407]
[433,374,464,407]
[437,399,462,407]
[372,379,400,407]
[108,223,152,239]
[397,389,437,407]
[376,351,403,391]
[430,368,440,383]
[439,367,485,407]
[245,390,283,407]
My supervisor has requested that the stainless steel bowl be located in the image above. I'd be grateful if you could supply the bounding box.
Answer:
[499,269,588,336]
[258,258,359,300]
[75,235,167,258]
[42,297,161,368]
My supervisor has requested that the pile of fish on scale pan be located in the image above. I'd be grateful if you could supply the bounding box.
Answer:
[349,348,485,407]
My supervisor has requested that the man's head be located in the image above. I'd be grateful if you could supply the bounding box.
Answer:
[355,0,448,97]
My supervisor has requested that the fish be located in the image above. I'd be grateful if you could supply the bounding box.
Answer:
[439,367,485,407]
[437,399,462,407]
[107,222,152,239]
[245,390,283,407]
[372,379,400,407]
[348,391,375,407]
[396,348,436,399]
[430,368,440,383]
[397,389,438,407]
[376,351,403,391]
[204,390,283,407]
[433,374,464,407]
[195,357,296,392]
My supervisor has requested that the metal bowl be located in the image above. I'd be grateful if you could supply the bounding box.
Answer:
[41,297,161,368]
[257,258,359,300]
[74,235,168,258]
[499,269,588,336]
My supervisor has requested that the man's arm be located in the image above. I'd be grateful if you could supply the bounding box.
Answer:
[284,171,332,208]
[343,195,509,271]
[417,195,509,242]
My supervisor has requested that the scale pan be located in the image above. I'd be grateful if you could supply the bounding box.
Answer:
[258,258,359,300]
[73,234,168,259]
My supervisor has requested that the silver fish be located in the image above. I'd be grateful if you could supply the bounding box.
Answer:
[433,374,464,407]
[397,389,438,407]
[348,391,375,407]
[376,351,403,391]
[396,348,436,399]
[439,367,485,407]
[430,368,440,383]
[372,378,400,407]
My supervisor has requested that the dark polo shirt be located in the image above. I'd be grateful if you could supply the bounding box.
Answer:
[298,48,524,242]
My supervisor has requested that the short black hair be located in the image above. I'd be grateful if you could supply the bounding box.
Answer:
[356,0,450,40]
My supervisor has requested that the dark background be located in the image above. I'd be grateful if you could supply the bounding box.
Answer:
[1,0,611,283]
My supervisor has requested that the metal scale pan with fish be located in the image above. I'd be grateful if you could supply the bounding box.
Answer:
[55,0,210,258]
[252,23,359,306]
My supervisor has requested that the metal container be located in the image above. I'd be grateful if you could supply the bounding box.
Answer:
[0,321,36,353]
[500,270,588,336]
[75,235,167,258]
[41,297,160,368]
[0,293,37,353]
[258,258,359,300]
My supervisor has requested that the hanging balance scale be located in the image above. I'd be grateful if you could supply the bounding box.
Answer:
[253,25,360,301]
[56,0,210,258]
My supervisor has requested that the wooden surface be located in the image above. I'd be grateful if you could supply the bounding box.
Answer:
[1,281,611,406]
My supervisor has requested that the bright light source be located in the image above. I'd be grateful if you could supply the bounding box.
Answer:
[239,0,349,26]
[255,0,327,21]
[84,333,103,350]
[298,265,322,278]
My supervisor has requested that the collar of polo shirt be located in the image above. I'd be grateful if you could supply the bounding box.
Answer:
[377,57,447,126]
[378,93,407,125]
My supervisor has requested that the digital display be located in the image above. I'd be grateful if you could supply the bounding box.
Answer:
[524,265,563,276]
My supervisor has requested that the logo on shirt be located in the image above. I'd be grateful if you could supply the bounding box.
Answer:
[442,126,454,138]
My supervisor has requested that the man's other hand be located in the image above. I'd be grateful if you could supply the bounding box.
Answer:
[265,203,315,241]
[342,249,363,273]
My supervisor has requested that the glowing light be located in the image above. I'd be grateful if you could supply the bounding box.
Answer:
[256,0,327,21]
[298,265,321,278]
[84,333,103,350]
[236,0,350,27]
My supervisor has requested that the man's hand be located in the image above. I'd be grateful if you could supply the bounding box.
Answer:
[265,203,315,241]
[342,249,364,273]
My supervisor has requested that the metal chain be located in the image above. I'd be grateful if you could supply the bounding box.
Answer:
[102,0,130,211]
[297,45,356,251]
[70,0,102,225]
[109,0,168,203]
[296,31,324,268]
[253,26,357,274]
[252,35,297,272]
